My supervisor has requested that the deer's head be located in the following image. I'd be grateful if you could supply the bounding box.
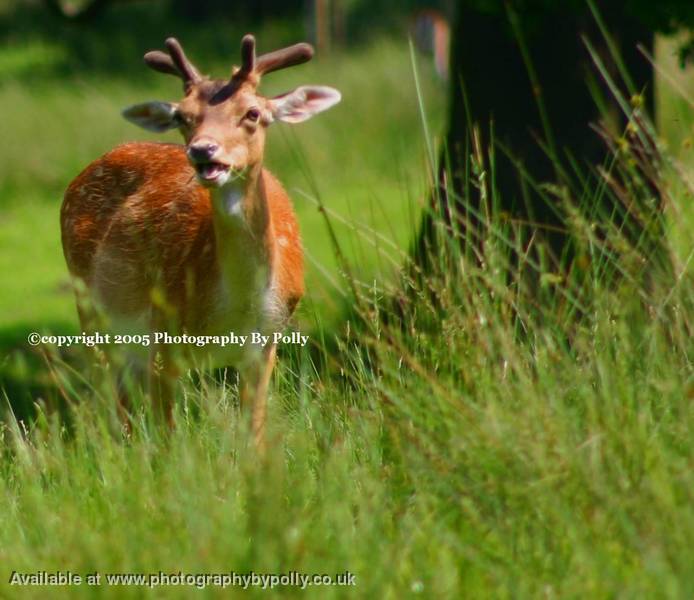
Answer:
[123,36,341,187]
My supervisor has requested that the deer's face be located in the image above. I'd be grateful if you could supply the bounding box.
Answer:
[173,81,272,187]
[122,36,340,188]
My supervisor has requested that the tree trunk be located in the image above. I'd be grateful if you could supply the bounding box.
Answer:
[416,2,655,266]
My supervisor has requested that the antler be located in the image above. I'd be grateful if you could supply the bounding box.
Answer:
[144,37,201,90]
[143,35,314,91]
[237,34,256,77]
[233,34,314,81]
[256,41,314,75]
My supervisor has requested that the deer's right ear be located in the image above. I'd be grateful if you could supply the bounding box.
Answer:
[122,102,180,132]
[269,86,341,124]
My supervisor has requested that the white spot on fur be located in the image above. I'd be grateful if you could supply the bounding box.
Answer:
[217,181,245,220]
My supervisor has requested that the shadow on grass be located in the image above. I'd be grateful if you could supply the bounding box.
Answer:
[0,320,75,422]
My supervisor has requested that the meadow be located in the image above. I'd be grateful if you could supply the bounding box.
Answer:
[0,3,693,598]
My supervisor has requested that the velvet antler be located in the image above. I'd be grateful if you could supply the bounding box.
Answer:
[143,35,315,91]
[144,37,201,90]
[233,35,314,81]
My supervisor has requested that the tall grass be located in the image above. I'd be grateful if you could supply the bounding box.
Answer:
[1,141,692,596]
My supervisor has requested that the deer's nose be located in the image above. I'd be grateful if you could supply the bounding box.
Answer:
[187,140,219,163]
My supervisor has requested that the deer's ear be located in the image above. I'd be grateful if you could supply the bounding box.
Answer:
[122,101,180,132]
[269,86,341,124]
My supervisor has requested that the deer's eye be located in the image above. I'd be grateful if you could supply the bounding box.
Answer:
[244,108,261,123]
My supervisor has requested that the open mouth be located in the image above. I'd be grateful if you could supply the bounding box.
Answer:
[193,161,231,184]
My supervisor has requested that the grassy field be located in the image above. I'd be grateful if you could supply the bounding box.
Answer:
[1,3,693,598]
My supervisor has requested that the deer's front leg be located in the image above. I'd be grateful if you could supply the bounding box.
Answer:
[148,342,177,429]
[239,343,277,451]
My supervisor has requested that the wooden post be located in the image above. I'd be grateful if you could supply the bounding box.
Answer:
[314,0,330,54]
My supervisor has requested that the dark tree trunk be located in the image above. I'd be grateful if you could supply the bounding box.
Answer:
[416,2,655,266]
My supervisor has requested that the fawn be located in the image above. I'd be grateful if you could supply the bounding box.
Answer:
[60,35,341,445]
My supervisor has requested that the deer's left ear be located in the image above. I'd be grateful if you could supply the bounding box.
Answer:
[269,86,341,123]
[122,101,180,132]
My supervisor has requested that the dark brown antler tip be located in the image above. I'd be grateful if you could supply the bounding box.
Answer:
[240,34,256,74]
[143,50,179,77]
[164,37,181,52]
[255,42,315,76]
[164,37,201,85]
[293,42,315,63]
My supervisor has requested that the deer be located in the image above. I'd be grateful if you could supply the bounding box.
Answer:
[60,35,341,446]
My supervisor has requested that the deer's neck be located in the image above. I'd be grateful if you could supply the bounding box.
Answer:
[208,166,276,297]
[211,166,265,224]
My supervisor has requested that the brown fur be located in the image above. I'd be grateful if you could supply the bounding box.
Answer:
[61,142,304,330]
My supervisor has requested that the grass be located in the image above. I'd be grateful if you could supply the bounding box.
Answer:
[1,199,692,597]
[1,3,694,598]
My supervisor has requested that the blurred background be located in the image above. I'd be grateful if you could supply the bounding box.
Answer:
[1,0,692,399]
